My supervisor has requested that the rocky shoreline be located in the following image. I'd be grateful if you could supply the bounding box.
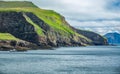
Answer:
[0,40,87,51]
[0,40,39,51]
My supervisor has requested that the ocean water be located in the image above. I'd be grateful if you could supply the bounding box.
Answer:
[0,46,120,74]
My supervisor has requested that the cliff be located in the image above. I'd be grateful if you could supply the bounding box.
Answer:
[0,1,107,51]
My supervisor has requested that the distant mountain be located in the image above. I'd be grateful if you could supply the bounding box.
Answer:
[104,32,120,44]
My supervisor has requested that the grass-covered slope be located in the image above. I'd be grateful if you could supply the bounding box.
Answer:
[0,33,18,40]
[0,1,89,40]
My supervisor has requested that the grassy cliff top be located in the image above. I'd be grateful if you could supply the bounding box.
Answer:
[0,1,37,8]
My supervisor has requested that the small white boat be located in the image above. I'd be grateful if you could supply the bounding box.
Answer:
[9,49,16,52]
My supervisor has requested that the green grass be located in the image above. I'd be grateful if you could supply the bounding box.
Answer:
[0,33,18,40]
[0,1,37,8]
[0,1,91,41]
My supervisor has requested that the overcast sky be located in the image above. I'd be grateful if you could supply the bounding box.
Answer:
[2,0,120,35]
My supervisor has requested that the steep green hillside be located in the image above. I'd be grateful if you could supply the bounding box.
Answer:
[0,1,88,39]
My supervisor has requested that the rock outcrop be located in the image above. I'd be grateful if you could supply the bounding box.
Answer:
[0,40,38,51]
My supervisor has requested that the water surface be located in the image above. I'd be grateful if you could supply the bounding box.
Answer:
[0,46,120,74]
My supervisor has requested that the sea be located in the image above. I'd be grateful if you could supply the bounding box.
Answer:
[0,46,120,74]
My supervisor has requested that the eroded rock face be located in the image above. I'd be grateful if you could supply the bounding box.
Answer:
[0,12,39,44]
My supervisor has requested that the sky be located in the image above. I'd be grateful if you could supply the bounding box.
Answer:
[2,0,120,35]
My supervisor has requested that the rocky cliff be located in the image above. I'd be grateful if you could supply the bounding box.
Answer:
[0,1,107,51]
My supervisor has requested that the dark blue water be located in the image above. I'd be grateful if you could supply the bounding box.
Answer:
[0,46,120,74]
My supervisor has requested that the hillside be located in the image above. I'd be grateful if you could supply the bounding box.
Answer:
[0,1,107,51]
[104,32,120,45]
[75,29,108,45]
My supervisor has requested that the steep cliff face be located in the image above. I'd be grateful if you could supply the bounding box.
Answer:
[25,13,91,46]
[0,12,39,44]
[0,12,91,48]
[0,1,107,50]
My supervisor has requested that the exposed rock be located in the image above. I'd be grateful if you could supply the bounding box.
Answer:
[0,40,38,51]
